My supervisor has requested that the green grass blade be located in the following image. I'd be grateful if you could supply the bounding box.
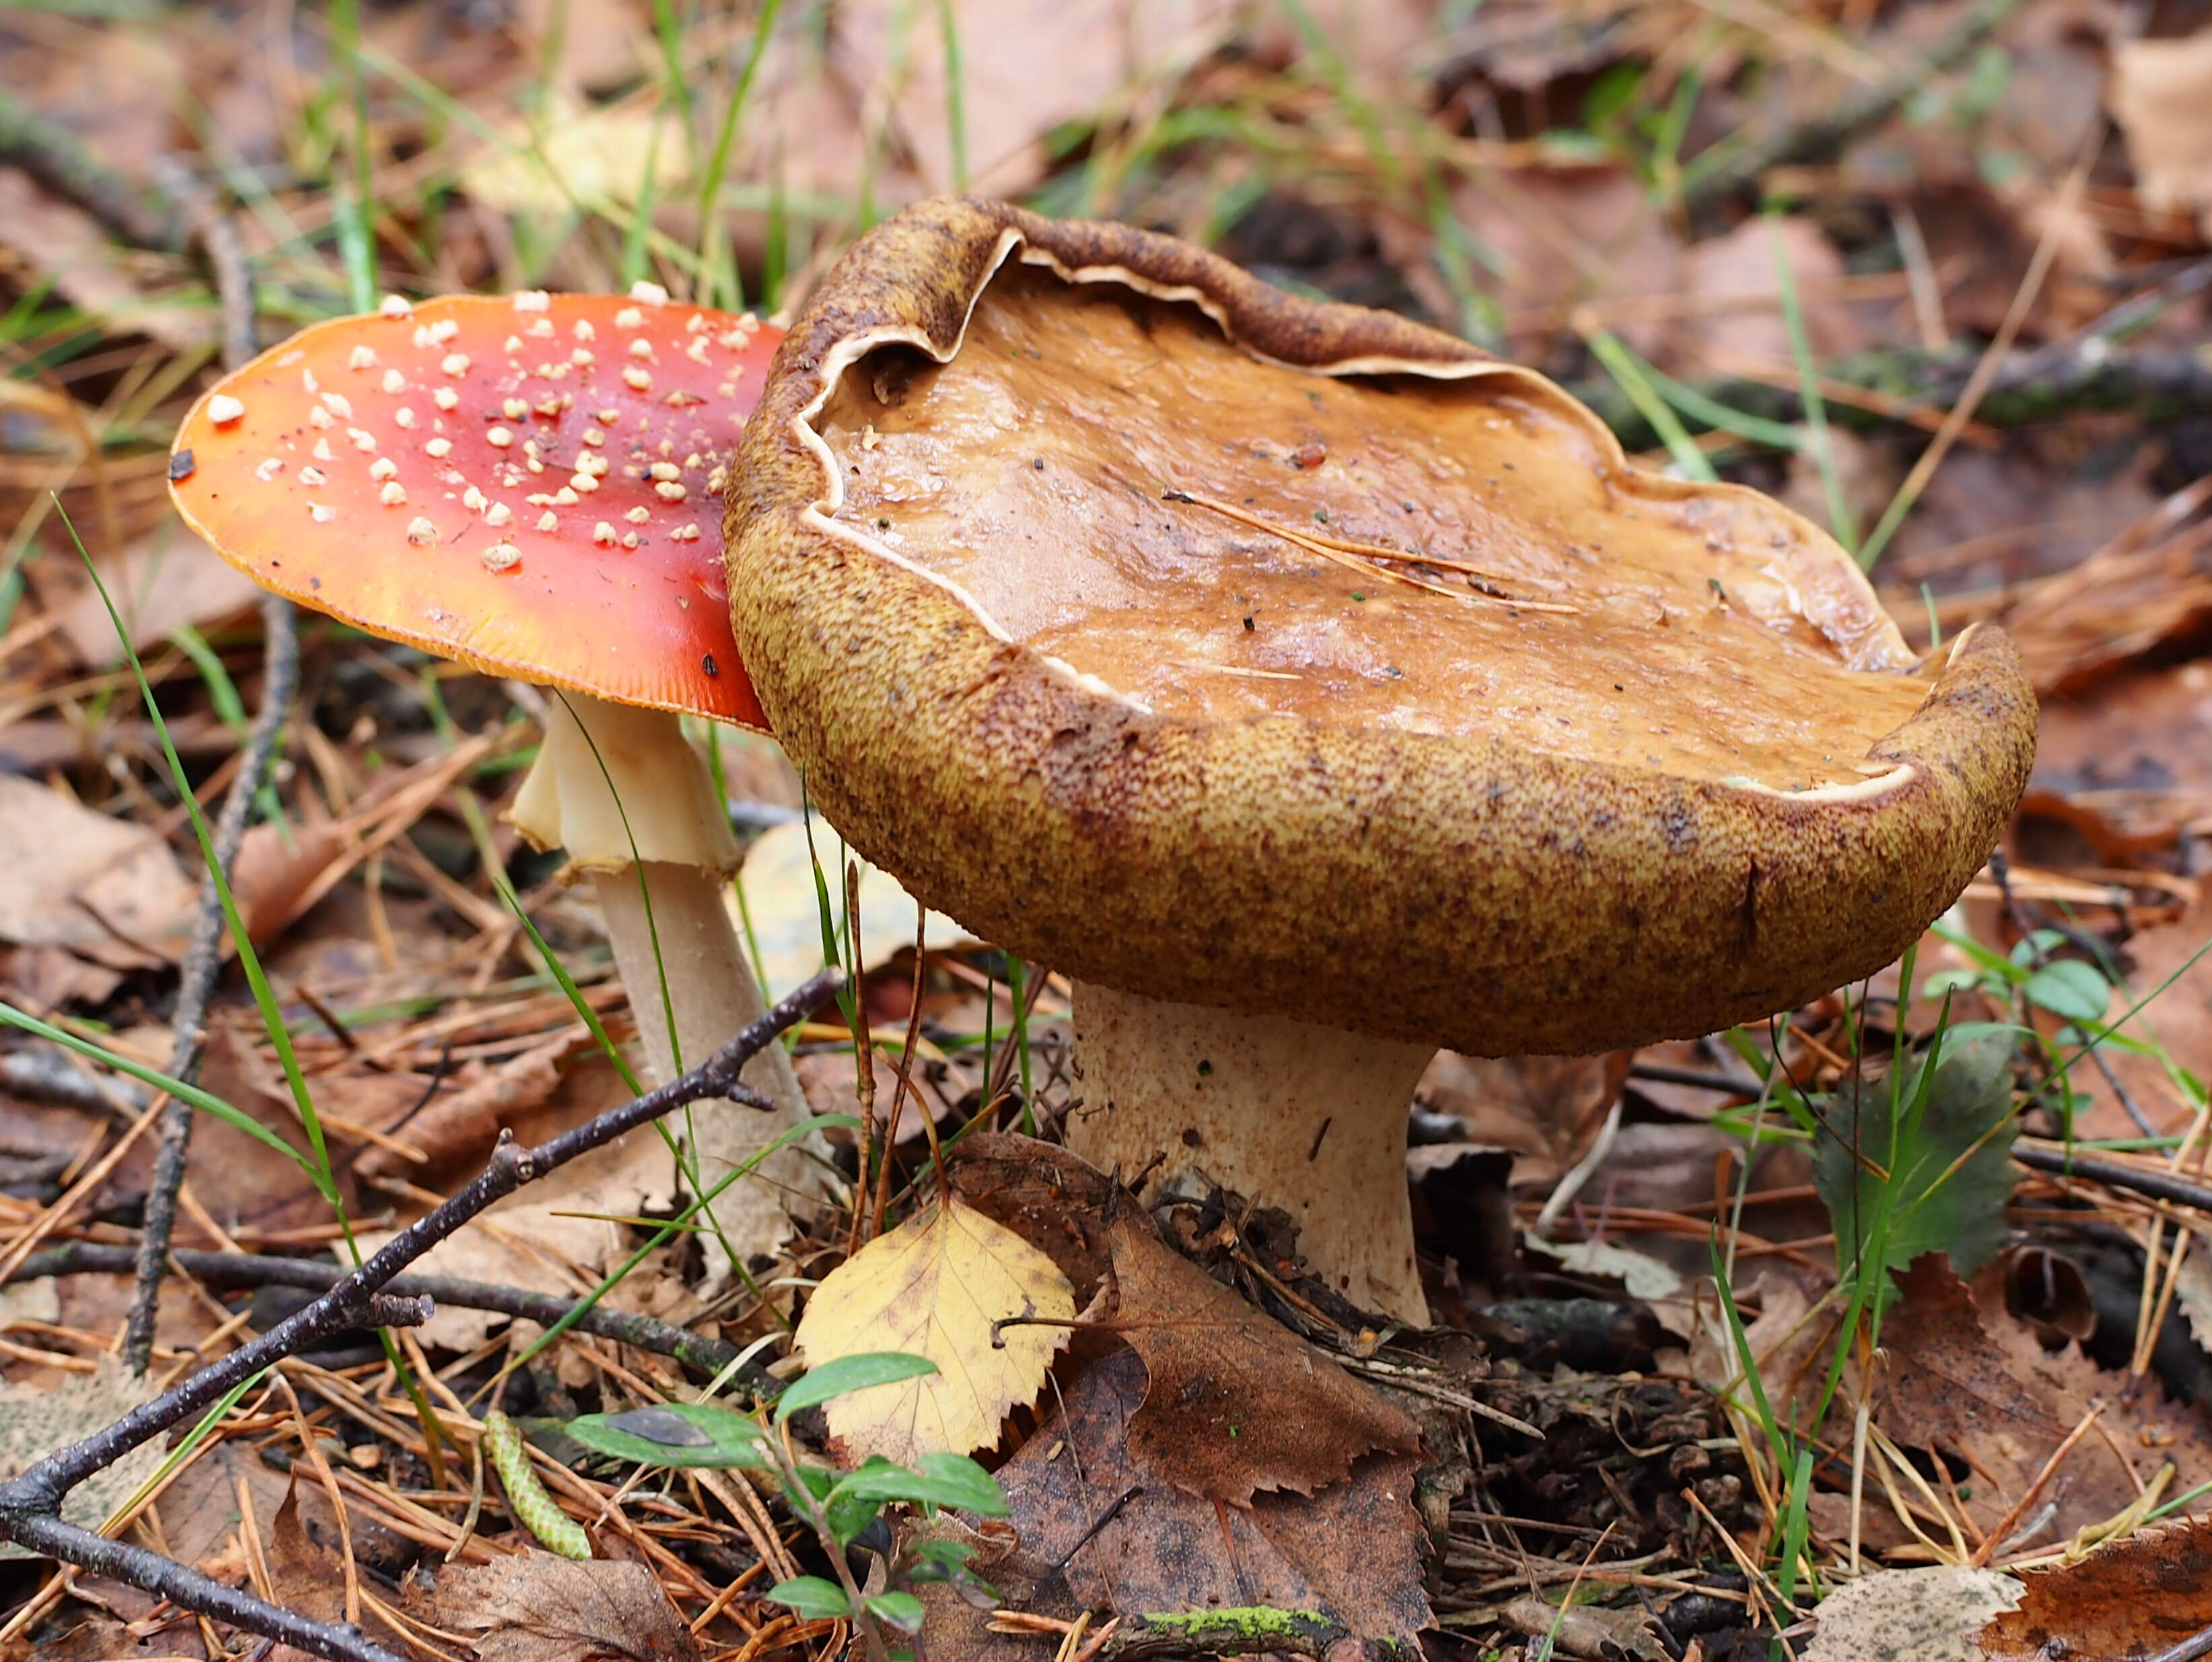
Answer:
[648,0,700,160]
[1007,955,1033,1134]
[61,507,343,1217]
[1709,1230,1789,1468]
[0,1002,321,1182]
[935,0,969,191]
[1769,215,1858,558]
[696,0,787,310]
[1585,328,1717,482]
[495,876,645,1097]
[328,0,378,313]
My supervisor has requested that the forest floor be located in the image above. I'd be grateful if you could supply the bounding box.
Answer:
[7,0,2212,1658]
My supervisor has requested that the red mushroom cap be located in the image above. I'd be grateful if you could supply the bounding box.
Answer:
[170,288,779,727]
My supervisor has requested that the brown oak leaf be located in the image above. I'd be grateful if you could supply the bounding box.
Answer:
[1976,1517,2212,1661]
[1110,1217,1420,1505]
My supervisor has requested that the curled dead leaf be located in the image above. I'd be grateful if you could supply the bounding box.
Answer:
[1109,1217,1421,1505]
[404,1554,703,1662]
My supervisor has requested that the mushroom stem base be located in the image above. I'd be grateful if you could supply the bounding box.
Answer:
[1067,983,1434,1324]
[592,863,829,1263]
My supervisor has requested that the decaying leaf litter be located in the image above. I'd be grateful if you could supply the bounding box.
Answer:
[4,0,2212,1659]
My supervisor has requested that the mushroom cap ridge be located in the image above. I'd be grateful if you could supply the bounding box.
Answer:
[724,197,2038,1056]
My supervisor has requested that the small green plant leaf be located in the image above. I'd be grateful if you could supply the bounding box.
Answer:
[2024,960,2112,1026]
[906,1537,983,1583]
[824,1483,880,1548]
[768,1576,853,1620]
[828,1453,1009,1519]
[865,1591,928,1634]
[906,1535,1001,1607]
[564,1402,773,1470]
[1810,1023,2021,1300]
[775,1352,939,1423]
[785,1462,839,1511]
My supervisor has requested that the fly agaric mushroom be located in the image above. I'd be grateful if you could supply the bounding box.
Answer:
[171,286,834,1271]
[725,198,2038,1324]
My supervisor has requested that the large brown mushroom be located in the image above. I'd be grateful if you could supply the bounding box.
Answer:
[726,198,2038,1323]
[172,286,833,1274]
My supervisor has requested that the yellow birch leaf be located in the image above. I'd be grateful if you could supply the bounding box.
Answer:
[795,1196,1074,1462]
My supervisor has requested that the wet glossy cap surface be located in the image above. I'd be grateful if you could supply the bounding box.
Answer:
[727,199,2040,1054]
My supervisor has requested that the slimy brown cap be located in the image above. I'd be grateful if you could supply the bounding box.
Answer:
[725,198,2038,1055]
[172,289,780,727]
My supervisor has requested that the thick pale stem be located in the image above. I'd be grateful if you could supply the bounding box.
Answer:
[510,692,832,1276]
[1066,982,1435,1324]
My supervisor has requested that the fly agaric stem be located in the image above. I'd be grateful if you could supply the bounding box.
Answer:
[512,692,830,1274]
[1067,982,1436,1324]
[591,862,817,1207]
[167,289,821,1278]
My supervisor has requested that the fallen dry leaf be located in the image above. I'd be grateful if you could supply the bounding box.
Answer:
[738,814,968,999]
[991,1350,1432,1648]
[2111,28,2212,236]
[406,1554,703,1662]
[227,820,355,948]
[460,93,689,216]
[796,1195,1075,1461]
[946,1132,1117,1302]
[355,1034,573,1182]
[1413,1049,1629,1186]
[1976,1517,2212,1660]
[1109,1217,1420,1505]
[190,1025,400,1239]
[0,777,197,969]
[1452,164,1679,357]
[0,1357,164,1559]
[46,518,262,663]
[264,1480,347,1633]
[1681,215,1857,368]
[842,0,1235,197]
[1806,1565,2024,1662]
[1878,1257,2212,1546]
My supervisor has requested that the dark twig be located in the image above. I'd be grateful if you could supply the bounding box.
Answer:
[0,970,841,1662]
[1680,0,2024,213]
[0,1047,151,1118]
[17,1243,784,1400]
[124,177,296,1374]
[2013,1142,2212,1215]
[124,588,299,1373]
[0,84,184,252]
[0,1511,402,1662]
[2149,1620,2212,1662]
[2010,254,2212,387]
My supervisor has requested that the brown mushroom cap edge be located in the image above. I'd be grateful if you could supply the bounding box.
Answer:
[725,196,2038,1057]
